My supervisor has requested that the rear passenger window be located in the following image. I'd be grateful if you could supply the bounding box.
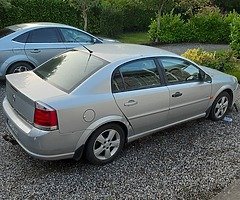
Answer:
[112,59,161,92]
[27,28,60,43]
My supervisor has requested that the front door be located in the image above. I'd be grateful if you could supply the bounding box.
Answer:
[159,57,211,124]
[59,28,95,50]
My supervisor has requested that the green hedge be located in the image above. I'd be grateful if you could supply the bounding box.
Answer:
[0,0,82,29]
[149,12,185,43]
[0,0,154,37]
[230,16,240,57]
[148,8,240,44]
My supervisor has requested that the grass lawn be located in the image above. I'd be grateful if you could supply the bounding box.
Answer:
[117,32,150,44]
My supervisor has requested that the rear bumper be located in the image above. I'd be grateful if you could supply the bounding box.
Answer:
[3,97,80,160]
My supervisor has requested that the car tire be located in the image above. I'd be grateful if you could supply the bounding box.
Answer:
[209,91,231,121]
[85,124,125,165]
[7,62,33,74]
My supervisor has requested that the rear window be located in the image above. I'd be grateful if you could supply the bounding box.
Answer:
[34,50,109,93]
[0,28,14,39]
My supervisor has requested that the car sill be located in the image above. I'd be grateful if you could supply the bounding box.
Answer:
[128,113,206,142]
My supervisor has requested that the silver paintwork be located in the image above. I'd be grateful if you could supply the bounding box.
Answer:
[3,43,239,160]
[0,22,115,78]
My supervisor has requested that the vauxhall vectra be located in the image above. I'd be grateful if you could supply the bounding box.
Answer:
[3,44,238,164]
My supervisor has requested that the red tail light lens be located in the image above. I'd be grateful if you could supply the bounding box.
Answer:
[34,102,58,130]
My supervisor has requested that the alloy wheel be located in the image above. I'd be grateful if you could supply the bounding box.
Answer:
[214,96,229,119]
[93,129,120,160]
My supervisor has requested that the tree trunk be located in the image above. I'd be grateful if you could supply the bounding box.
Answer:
[82,9,88,31]
[155,0,165,43]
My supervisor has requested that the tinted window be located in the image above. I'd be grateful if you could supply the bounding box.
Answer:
[159,58,201,84]
[112,70,125,92]
[34,51,109,93]
[13,32,29,43]
[0,28,14,39]
[60,28,93,43]
[116,59,161,91]
[27,28,60,43]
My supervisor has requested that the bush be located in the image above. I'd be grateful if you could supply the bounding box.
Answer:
[148,6,239,44]
[182,48,235,72]
[230,16,240,58]
[148,12,185,43]
[97,3,124,37]
[0,0,82,29]
[185,7,229,43]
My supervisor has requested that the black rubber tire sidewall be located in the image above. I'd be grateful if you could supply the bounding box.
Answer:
[8,62,33,74]
[85,124,125,165]
[209,91,231,121]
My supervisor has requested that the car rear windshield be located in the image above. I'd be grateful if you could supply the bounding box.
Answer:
[0,28,15,39]
[34,50,109,93]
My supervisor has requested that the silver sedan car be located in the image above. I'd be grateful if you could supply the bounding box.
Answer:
[0,22,116,79]
[3,44,238,164]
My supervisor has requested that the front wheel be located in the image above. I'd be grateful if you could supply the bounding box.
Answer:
[85,124,125,165]
[209,92,231,121]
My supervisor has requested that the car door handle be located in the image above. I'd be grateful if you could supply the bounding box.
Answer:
[124,100,138,106]
[172,92,182,98]
[30,49,41,53]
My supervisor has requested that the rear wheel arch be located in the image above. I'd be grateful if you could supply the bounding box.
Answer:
[6,61,36,74]
[73,121,129,161]
[84,122,126,164]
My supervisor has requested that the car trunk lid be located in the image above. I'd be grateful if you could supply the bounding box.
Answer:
[6,71,66,124]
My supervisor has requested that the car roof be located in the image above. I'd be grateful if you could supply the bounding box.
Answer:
[78,43,178,62]
[7,22,73,31]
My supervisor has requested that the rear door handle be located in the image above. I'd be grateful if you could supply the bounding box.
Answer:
[30,49,41,53]
[124,100,138,106]
[172,92,182,98]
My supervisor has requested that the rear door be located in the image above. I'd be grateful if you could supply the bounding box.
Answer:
[159,57,211,124]
[112,58,170,134]
[24,27,67,66]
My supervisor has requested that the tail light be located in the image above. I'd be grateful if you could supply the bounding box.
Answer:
[34,102,58,131]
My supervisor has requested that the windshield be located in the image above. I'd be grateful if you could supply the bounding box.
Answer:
[0,28,15,39]
[34,50,109,93]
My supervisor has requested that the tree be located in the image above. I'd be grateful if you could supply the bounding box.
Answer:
[211,0,240,12]
[175,0,210,16]
[0,0,11,9]
[143,0,174,43]
[67,0,99,31]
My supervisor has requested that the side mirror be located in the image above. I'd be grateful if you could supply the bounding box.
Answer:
[199,70,206,82]
[92,38,97,44]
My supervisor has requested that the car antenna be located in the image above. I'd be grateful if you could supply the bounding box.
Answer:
[80,44,93,54]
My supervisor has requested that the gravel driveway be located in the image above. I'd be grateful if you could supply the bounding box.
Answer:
[1,83,240,200]
[0,43,239,199]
